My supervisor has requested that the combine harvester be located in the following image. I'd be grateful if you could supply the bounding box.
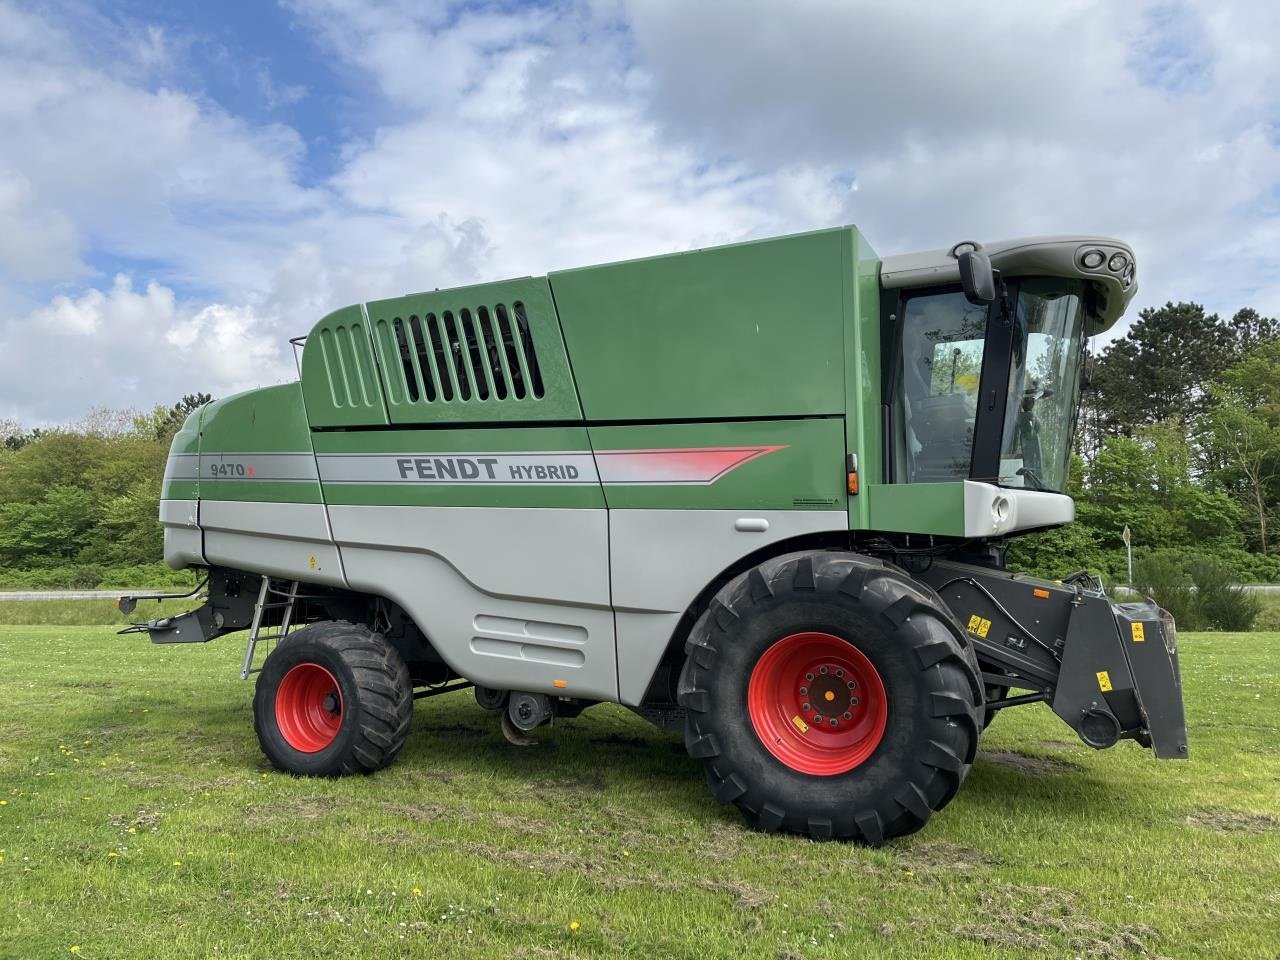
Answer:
[122,227,1186,841]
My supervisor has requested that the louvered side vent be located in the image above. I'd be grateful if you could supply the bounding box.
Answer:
[317,321,378,410]
[299,305,389,426]
[375,302,545,407]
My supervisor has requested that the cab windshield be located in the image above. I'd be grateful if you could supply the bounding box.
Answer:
[998,279,1086,493]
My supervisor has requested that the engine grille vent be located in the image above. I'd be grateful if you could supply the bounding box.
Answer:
[382,303,544,405]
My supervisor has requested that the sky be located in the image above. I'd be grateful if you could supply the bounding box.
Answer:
[1,0,1278,426]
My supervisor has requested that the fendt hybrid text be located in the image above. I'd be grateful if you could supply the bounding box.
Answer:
[122,228,1187,842]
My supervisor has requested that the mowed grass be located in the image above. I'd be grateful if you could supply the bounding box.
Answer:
[0,625,1277,960]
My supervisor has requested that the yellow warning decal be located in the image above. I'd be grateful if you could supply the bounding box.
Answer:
[791,715,809,733]
[966,615,993,638]
[1131,622,1145,642]
[1096,670,1113,692]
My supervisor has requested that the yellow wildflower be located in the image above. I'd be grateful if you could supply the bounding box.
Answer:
[0,799,8,806]
[107,852,119,859]
[569,920,580,932]
[412,887,422,896]
[127,827,137,835]
[172,860,182,867]
[70,948,80,954]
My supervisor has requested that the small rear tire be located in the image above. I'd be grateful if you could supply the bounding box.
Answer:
[678,551,981,843]
[253,620,414,776]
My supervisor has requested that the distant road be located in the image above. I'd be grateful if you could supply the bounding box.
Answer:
[0,590,132,601]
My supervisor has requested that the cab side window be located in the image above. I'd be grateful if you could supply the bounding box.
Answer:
[896,291,989,482]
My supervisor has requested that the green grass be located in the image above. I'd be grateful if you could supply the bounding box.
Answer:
[0,627,1276,960]
[0,598,177,627]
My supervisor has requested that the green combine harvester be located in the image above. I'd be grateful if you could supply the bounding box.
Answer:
[122,227,1187,842]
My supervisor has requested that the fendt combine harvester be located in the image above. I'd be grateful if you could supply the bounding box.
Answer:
[123,227,1187,842]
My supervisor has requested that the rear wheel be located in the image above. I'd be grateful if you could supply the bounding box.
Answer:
[678,551,981,843]
[253,621,413,776]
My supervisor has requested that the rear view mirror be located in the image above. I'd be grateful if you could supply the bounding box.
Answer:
[958,250,996,305]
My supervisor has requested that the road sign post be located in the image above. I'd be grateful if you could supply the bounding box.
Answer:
[1122,524,1133,587]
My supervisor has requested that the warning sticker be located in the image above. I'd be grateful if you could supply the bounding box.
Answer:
[1096,670,1113,692]
[790,715,810,733]
[1131,622,1146,642]
[966,615,993,639]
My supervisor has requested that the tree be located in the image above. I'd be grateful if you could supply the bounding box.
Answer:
[1086,302,1238,442]
[1202,342,1280,555]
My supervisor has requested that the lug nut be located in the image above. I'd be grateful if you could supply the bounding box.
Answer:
[835,669,844,678]
[819,666,829,675]
[799,686,808,695]
[829,718,838,727]
[847,681,856,690]
[806,673,814,681]
[843,712,852,720]
[850,697,860,706]
[802,702,811,711]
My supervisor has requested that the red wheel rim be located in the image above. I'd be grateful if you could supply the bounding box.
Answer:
[747,631,888,776]
[275,663,343,752]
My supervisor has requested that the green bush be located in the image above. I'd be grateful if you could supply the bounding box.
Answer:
[1191,556,1261,631]
[1132,551,1262,631]
[1133,550,1202,629]
[0,562,198,590]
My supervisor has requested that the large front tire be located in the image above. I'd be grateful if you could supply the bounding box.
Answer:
[678,552,981,843]
[253,621,414,776]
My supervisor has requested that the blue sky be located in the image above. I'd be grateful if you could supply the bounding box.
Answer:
[1,0,1278,424]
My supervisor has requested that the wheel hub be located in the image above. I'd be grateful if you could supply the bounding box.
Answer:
[747,631,888,776]
[275,662,344,753]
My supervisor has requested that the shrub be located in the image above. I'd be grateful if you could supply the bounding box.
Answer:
[1190,556,1261,631]
[1133,550,1202,630]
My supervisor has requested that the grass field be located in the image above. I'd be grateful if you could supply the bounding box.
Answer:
[0,624,1277,960]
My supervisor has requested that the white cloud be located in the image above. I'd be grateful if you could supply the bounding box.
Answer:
[1,0,1278,425]
[0,275,292,422]
[0,169,83,281]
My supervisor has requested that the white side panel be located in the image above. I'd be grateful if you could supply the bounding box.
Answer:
[200,500,347,587]
[962,481,1074,537]
[327,505,610,606]
[610,509,848,705]
[329,505,617,700]
[160,498,203,569]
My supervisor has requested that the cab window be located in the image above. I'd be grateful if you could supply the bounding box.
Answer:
[895,290,989,482]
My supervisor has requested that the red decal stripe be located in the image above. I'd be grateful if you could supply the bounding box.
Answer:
[595,445,787,485]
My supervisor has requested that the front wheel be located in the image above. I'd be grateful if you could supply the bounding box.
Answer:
[253,621,414,776]
[678,552,981,843]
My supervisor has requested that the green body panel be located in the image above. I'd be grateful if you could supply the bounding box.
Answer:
[300,305,389,427]
[198,383,322,504]
[588,419,846,511]
[865,483,966,537]
[160,409,201,501]
[313,426,604,508]
[549,228,851,421]
[843,229,882,531]
[364,277,582,424]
